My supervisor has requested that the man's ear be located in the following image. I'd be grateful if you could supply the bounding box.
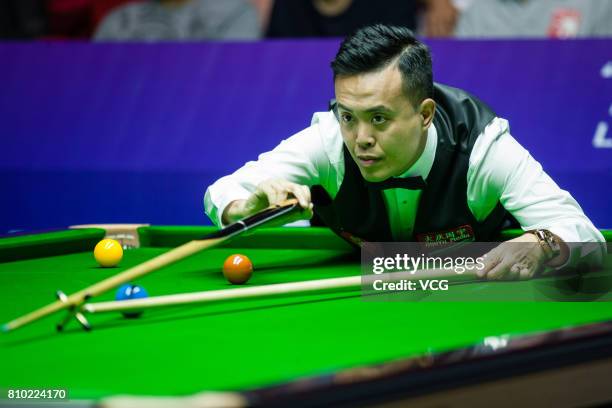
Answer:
[419,98,436,129]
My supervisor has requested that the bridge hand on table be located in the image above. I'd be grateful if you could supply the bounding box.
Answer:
[478,234,549,281]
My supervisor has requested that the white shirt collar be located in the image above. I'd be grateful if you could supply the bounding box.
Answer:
[398,123,438,179]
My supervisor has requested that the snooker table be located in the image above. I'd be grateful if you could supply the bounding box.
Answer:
[1,225,612,408]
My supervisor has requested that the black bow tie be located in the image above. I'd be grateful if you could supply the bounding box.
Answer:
[366,176,427,191]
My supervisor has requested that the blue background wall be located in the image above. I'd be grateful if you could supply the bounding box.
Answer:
[0,39,610,232]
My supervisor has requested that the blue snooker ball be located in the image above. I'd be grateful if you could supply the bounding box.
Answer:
[115,284,148,318]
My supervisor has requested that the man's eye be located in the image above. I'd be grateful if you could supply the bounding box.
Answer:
[340,113,353,123]
[372,115,386,125]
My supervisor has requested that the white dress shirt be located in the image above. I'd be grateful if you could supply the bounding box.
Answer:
[205,111,605,264]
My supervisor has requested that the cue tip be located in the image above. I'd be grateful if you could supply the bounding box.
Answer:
[1,323,9,333]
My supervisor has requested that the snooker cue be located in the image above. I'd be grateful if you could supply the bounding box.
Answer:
[83,268,478,315]
[1,199,304,333]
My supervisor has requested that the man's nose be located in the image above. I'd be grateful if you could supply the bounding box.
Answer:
[355,124,375,148]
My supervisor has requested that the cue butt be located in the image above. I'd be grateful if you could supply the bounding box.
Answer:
[99,391,248,408]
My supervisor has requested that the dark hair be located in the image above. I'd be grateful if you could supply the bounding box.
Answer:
[331,24,433,106]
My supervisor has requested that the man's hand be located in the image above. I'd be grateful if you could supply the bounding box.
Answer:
[478,233,549,280]
[222,179,313,225]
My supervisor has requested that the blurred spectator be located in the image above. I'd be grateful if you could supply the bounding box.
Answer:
[94,0,261,41]
[455,0,612,38]
[0,0,47,39]
[91,0,137,30]
[266,0,461,38]
[250,0,273,34]
[47,0,99,38]
[0,0,137,39]
[421,0,459,37]
[266,0,420,38]
[47,0,137,38]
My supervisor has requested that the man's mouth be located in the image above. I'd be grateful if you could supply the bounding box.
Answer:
[357,155,381,167]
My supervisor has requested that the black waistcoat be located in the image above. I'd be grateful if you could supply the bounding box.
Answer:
[313,83,512,244]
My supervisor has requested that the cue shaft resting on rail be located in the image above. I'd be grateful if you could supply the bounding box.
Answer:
[83,269,478,314]
[2,199,303,333]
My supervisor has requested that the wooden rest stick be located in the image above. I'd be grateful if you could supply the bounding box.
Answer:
[2,200,301,333]
[83,268,477,314]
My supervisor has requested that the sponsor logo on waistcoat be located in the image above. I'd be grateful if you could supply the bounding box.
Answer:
[415,224,475,244]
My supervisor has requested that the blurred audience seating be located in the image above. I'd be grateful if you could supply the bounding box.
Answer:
[1,0,611,41]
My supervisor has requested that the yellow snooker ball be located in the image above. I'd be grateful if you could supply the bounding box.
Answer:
[94,238,123,267]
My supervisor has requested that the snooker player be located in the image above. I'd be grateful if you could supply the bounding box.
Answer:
[205,24,605,280]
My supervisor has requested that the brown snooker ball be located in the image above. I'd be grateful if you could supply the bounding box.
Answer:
[222,254,253,284]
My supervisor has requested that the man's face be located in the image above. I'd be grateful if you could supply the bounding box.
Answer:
[334,63,433,182]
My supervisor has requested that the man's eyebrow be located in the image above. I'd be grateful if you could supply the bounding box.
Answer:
[336,103,393,113]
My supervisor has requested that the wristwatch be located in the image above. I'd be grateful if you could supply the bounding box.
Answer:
[527,229,561,261]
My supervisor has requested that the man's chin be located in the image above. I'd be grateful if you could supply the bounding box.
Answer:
[359,168,390,183]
